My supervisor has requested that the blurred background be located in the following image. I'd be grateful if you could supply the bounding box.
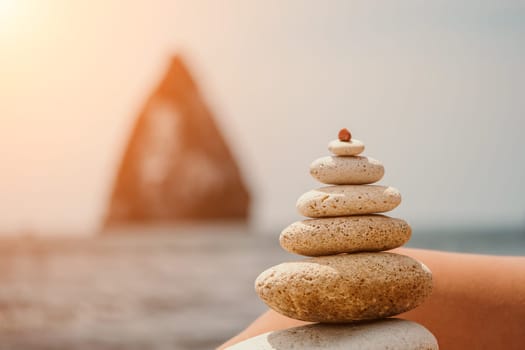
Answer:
[1,1,524,349]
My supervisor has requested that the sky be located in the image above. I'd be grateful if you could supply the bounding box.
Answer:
[1,0,525,235]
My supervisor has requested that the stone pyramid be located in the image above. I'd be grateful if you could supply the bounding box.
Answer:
[228,129,438,349]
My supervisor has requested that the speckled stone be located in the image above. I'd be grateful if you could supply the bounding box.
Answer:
[255,252,432,322]
[280,215,411,256]
[310,156,384,185]
[226,319,438,350]
[296,185,401,218]
[328,139,365,156]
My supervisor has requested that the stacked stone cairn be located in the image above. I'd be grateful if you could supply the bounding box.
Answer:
[228,129,438,349]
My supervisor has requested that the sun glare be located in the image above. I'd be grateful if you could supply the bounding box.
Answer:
[0,0,48,52]
[0,0,23,37]
[0,0,18,21]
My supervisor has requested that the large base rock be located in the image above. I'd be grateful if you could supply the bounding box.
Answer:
[255,253,432,322]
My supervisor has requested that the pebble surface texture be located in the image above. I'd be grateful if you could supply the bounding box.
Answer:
[328,139,365,156]
[226,319,439,350]
[297,185,401,218]
[255,252,432,323]
[280,215,411,256]
[310,156,384,185]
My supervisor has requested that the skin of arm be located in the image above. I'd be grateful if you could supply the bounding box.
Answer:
[218,248,525,350]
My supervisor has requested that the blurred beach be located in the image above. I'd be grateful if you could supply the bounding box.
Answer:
[0,225,523,350]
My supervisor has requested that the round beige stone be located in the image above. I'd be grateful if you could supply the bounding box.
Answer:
[226,319,438,350]
[280,215,411,256]
[296,185,401,218]
[328,139,365,156]
[310,156,384,185]
[255,252,432,322]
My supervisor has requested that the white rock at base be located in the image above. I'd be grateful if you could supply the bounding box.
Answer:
[226,318,438,350]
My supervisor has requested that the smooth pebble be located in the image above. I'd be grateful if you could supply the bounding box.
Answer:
[226,318,438,350]
[310,156,384,185]
[328,139,365,156]
[280,215,411,256]
[255,252,432,323]
[296,185,401,218]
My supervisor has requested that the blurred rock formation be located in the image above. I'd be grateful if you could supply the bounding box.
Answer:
[104,55,250,230]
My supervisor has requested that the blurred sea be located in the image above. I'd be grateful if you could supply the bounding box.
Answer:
[0,225,523,350]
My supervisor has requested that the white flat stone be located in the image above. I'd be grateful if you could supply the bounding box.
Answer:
[328,139,365,156]
[226,318,438,349]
